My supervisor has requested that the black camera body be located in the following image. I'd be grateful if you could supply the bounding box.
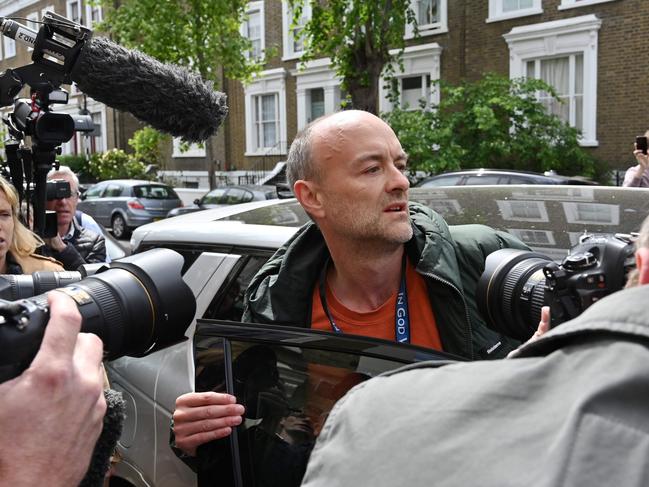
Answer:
[0,248,196,382]
[46,178,71,200]
[477,233,636,342]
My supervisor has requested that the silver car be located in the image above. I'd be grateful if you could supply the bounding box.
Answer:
[107,185,648,487]
[77,179,182,239]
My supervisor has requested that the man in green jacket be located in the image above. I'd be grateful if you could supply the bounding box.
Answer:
[171,110,530,455]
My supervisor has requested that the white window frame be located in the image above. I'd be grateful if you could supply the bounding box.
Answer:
[487,0,542,23]
[3,37,15,58]
[559,0,619,10]
[66,0,82,25]
[293,58,342,130]
[241,1,265,61]
[562,202,619,225]
[244,68,287,156]
[85,2,102,26]
[282,1,311,60]
[405,0,448,39]
[379,43,442,112]
[58,101,106,155]
[503,15,601,147]
[497,200,549,222]
[172,138,206,158]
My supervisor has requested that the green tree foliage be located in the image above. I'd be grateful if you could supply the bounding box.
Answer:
[88,149,148,181]
[289,0,416,114]
[384,74,607,181]
[98,0,259,85]
[57,154,92,180]
[128,127,169,168]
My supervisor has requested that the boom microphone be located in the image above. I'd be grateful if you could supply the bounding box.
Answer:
[70,37,228,142]
[0,18,228,142]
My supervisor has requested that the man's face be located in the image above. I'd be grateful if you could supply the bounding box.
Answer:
[310,112,412,245]
[46,175,79,230]
[0,190,14,263]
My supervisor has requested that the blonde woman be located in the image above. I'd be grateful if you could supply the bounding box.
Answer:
[0,176,62,273]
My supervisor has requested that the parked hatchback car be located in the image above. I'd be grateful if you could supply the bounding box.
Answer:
[77,180,182,239]
[107,185,648,487]
[415,169,598,187]
[167,184,278,218]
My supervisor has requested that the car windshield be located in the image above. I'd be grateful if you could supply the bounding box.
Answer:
[133,185,178,200]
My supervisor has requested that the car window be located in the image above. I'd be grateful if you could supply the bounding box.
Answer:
[84,185,104,199]
[464,175,501,185]
[508,175,537,184]
[240,191,254,203]
[133,184,178,200]
[104,184,123,197]
[224,188,246,205]
[194,336,431,487]
[202,188,227,205]
[418,175,462,187]
[203,254,271,321]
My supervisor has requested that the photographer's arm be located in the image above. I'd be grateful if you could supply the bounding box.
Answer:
[0,292,106,487]
[508,306,551,358]
[623,149,649,187]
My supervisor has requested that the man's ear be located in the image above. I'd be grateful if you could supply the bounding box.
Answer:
[636,247,649,285]
[293,180,325,219]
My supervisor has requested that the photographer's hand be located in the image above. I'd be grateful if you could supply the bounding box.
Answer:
[172,392,245,457]
[0,292,106,487]
[632,146,649,179]
[508,306,551,358]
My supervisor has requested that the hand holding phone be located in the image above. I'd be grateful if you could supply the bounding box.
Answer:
[636,136,648,155]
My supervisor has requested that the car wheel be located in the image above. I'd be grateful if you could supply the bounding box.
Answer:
[111,214,129,239]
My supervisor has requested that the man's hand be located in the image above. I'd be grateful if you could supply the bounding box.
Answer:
[44,234,67,252]
[508,306,551,358]
[0,292,106,487]
[172,392,245,457]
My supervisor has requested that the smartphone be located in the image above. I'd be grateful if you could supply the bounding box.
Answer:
[636,136,648,155]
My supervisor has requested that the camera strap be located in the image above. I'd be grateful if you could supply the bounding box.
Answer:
[318,254,411,343]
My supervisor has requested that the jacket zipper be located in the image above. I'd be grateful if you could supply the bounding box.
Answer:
[419,270,474,360]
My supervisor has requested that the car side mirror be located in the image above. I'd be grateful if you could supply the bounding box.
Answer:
[193,198,200,205]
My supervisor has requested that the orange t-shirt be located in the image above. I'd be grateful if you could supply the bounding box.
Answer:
[310,258,443,351]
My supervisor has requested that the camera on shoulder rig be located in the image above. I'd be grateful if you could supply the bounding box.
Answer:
[477,233,637,342]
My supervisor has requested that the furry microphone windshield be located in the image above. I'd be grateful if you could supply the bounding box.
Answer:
[70,37,228,143]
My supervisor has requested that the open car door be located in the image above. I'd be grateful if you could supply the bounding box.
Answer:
[193,320,459,487]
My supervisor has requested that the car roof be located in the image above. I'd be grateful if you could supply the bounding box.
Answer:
[417,169,596,185]
[133,185,649,260]
[93,180,171,186]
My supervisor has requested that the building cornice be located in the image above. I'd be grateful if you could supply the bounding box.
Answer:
[0,0,39,17]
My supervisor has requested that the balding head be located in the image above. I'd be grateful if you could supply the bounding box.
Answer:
[286,110,394,189]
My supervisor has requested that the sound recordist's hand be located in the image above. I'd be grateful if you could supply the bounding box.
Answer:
[0,292,106,487]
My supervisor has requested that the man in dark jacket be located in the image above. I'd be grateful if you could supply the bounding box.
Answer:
[43,167,106,270]
[171,110,531,456]
[300,217,649,487]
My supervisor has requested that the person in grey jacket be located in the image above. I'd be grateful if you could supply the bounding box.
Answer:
[171,110,531,457]
[300,216,649,487]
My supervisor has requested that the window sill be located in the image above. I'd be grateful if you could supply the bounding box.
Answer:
[578,139,599,148]
[405,26,448,39]
[486,8,543,23]
[558,0,617,10]
[245,150,287,157]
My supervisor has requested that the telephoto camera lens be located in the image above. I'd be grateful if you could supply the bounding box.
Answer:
[476,249,553,342]
[0,248,196,378]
